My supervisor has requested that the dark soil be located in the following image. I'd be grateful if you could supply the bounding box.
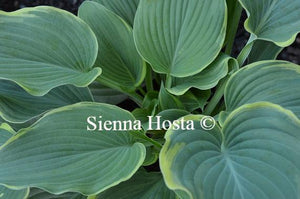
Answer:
[0,0,85,14]
[1,0,299,64]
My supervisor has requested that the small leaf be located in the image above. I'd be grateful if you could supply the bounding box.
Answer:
[160,102,300,199]
[91,0,140,26]
[97,170,176,199]
[0,80,93,123]
[179,89,211,112]
[0,6,101,96]
[168,54,237,95]
[89,82,127,105]
[239,0,300,46]
[133,0,226,77]
[159,84,184,110]
[79,1,146,93]
[0,103,145,195]
[225,60,300,118]
[143,147,159,166]
[248,40,283,63]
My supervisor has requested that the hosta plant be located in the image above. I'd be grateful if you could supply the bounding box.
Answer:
[0,0,300,199]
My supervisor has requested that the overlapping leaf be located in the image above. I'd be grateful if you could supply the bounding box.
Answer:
[248,40,282,63]
[0,103,145,195]
[0,6,101,96]
[91,0,139,26]
[0,80,93,123]
[28,188,86,199]
[179,90,211,112]
[160,103,300,199]
[0,124,29,199]
[158,85,184,110]
[79,2,146,92]
[97,170,175,199]
[89,82,127,105]
[168,54,237,95]
[224,61,300,118]
[133,0,226,77]
[239,0,300,46]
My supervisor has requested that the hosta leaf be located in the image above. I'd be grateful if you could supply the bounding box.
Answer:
[28,188,86,199]
[160,102,300,199]
[224,60,300,118]
[89,82,127,105]
[248,40,283,63]
[79,2,146,92]
[239,0,300,46]
[143,146,159,166]
[97,170,176,199]
[0,186,29,199]
[91,0,140,26]
[159,84,184,110]
[0,80,93,123]
[0,123,15,145]
[0,6,101,96]
[168,54,237,95]
[0,124,29,199]
[179,90,211,112]
[0,102,146,195]
[133,0,226,77]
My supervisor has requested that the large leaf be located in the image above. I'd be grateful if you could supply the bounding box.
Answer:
[28,188,86,199]
[79,2,146,92]
[168,54,237,95]
[0,102,145,195]
[160,102,300,199]
[0,80,93,123]
[89,82,127,105]
[0,6,101,96]
[91,0,140,26]
[224,61,300,118]
[133,0,226,77]
[0,124,29,199]
[239,0,300,46]
[97,170,176,199]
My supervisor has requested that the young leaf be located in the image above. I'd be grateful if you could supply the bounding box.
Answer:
[239,0,300,46]
[0,6,101,96]
[0,124,29,199]
[160,102,300,199]
[0,103,146,195]
[91,0,140,26]
[168,54,237,95]
[248,40,283,63]
[78,1,146,93]
[158,84,184,110]
[0,80,93,123]
[178,90,211,112]
[133,0,227,77]
[224,60,300,118]
[96,170,176,199]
